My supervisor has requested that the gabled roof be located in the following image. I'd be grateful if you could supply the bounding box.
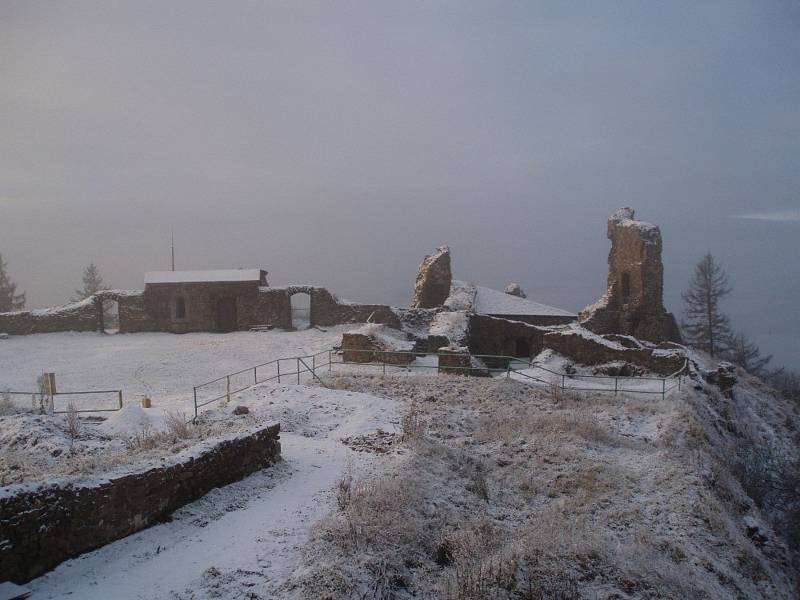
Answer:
[473,285,575,317]
[144,269,264,285]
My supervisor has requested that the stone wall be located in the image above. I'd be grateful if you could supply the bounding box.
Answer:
[467,314,547,365]
[0,424,281,583]
[140,281,265,333]
[543,328,686,375]
[305,287,400,329]
[341,332,414,365]
[0,297,102,335]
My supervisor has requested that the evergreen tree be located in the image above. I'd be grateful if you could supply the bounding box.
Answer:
[0,252,25,312]
[728,331,773,377]
[681,253,733,357]
[72,262,108,301]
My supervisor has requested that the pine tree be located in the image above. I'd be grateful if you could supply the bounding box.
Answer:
[73,262,108,301]
[0,252,26,312]
[681,253,733,357]
[728,331,773,377]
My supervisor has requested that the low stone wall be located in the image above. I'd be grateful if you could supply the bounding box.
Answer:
[307,287,400,329]
[0,424,281,583]
[341,332,414,365]
[543,328,686,375]
[0,297,101,335]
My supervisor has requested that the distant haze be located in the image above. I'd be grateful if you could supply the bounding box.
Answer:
[1,2,798,367]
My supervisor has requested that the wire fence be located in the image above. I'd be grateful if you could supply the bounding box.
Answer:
[1,389,124,413]
[190,347,688,418]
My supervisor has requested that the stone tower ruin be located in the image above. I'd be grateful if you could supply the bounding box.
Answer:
[579,208,681,343]
[411,246,452,309]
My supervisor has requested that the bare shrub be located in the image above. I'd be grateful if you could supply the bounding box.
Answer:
[124,421,156,451]
[165,411,191,439]
[336,465,354,511]
[400,401,423,442]
[65,402,80,447]
[0,390,14,415]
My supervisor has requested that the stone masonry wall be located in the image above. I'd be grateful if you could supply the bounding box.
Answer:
[579,208,681,343]
[467,314,548,365]
[0,424,281,583]
[0,297,102,335]
[543,328,686,375]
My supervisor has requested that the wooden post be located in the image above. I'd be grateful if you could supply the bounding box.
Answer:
[226,375,231,402]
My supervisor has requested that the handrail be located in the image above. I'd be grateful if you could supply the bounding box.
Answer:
[190,345,687,419]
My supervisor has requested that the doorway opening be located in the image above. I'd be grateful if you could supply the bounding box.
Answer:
[102,300,119,334]
[514,338,531,359]
[290,293,311,330]
[216,297,238,333]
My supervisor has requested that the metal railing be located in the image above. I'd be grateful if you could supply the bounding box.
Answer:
[190,347,687,418]
[192,349,335,420]
[2,389,124,413]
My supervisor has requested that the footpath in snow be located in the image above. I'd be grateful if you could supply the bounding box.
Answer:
[25,383,400,600]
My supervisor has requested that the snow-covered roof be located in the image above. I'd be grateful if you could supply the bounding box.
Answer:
[473,286,576,317]
[144,269,264,285]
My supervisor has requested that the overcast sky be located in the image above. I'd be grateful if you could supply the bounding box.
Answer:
[1,1,798,367]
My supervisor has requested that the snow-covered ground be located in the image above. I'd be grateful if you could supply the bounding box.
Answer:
[0,327,349,413]
[25,383,401,599]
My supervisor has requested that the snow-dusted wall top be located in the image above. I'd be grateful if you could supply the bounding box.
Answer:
[144,269,264,284]
[474,286,575,317]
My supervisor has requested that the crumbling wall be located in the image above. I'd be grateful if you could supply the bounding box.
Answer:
[306,287,400,328]
[543,327,686,375]
[411,246,452,309]
[341,324,415,364]
[0,424,281,584]
[467,314,547,363]
[0,297,102,335]
[579,208,681,343]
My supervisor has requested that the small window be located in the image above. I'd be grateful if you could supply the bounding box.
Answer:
[620,272,631,302]
[175,296,186,319]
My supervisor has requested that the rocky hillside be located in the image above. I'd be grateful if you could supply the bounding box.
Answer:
[283,355,799,599]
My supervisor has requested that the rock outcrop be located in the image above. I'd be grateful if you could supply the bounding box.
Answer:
[411,246,452,309]
[579,208,681,343]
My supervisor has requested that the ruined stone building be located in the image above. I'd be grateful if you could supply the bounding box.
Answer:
[0,269,399,335]
[579,208,681,343]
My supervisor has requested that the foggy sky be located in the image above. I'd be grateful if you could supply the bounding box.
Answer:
[1,1,799,367]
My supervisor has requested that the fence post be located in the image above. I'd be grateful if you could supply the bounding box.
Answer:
[383,357,386,375]
[506,363,510,379]
[328,350,332,372]
[678,375,682,391]
[277,360,281,383]
[254,366,258,384]
[662,378,666,401]
[118,390,123,409]
[193,387,198,421]
[614,377,618,396]
[562,374,566,390]
[297,358,300,384]
[226,375,231,403]
[312,354,316,377]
